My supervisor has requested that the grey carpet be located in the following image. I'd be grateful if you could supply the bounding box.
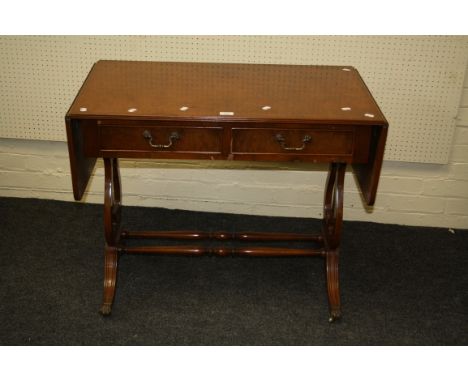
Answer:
[0,197,466,345]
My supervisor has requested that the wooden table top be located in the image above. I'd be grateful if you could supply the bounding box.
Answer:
[67,60,387,125]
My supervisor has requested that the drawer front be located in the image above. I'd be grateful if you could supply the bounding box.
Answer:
[100,125,223,154]
[232,128,354,156]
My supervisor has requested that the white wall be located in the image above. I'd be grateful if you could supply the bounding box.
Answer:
[0,63,467,229]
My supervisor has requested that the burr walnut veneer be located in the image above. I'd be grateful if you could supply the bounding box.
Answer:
[66,60,388,321]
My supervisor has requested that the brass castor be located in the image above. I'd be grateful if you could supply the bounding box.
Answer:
[328,309,341,323]
[99,304,112,316]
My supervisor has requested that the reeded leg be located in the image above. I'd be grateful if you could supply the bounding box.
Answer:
[100,246,118,315]
[322,163,346,322]
[326,249,340,322]
[100,158,122,316]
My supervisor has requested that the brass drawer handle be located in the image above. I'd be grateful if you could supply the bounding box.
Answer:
[275,133,312,151]
[143,130,180,149]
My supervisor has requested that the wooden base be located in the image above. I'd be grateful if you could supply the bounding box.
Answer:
[123,245,325,257]
[100,159,346,321]
[122,230,323,242]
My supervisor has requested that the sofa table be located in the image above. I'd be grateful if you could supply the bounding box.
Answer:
[65,60,388,321]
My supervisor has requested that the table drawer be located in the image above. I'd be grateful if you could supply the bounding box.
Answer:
[231,128,354,156]
[100,125,223,154]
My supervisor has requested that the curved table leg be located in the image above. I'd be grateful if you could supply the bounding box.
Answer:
[99,246,118,315]
[100,158,122,316]
[326,249,340,322]
[323,163,346,322]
